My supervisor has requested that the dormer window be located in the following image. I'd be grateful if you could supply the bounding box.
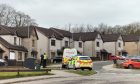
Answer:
[51,39,55,46]
[14,37,17,45]
[118,42,121,47]
[96,42,100,47]
[65,41,68,47]
[79,42,82,48]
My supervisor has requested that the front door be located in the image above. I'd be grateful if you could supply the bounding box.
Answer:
[51,52,55,59]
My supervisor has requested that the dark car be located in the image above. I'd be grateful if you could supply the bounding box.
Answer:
[53,56,62,63]
[0,59,5,66]
[109,55,120,60]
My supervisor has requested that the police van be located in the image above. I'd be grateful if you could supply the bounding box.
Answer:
[62,48,93,70]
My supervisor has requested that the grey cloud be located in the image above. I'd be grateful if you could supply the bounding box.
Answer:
[1,0,140,27]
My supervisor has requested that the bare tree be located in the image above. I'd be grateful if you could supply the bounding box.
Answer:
[0,4,37,27]
[13,11,37,27]
[0,4,15,26]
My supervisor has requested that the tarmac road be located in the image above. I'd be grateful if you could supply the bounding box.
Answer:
[13,61,140,84]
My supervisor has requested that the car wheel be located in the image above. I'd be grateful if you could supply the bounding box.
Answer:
[81,68,84,71]
[53,61,56,63]
[124,67,128,69]
[89,68,92,71]
[128,65,133,69]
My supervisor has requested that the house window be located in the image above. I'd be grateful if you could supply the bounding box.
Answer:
[118,42,121,47]
[79,42,82,48]
[96,42,100,47]
[10,51,15,60]
[19,38,20,45]
[32,40,35,47]
[51,40,55,46]
[18,52,22,60]
[24,53,28,60]
[118,52,121,55]
[14,37,16,45]
[65,41,68,47]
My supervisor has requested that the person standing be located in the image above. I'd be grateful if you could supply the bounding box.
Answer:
[4,55,8,66]
[40,54,44,66]
[43,53,47,68]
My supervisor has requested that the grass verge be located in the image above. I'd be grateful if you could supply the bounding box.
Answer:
[0,72,53,79]
[66,69,97,76]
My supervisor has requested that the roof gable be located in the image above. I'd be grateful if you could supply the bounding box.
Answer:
[36,27,63,40]
[13,26,39,39]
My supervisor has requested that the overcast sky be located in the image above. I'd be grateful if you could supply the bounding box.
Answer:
[1,0,140,28]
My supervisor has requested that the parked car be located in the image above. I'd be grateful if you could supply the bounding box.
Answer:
[53,56,62,63]
[68,55,93,70]
[109,55,120,60]
[119,55,126,60]
[0,59,5,66]
[122,58,140,69]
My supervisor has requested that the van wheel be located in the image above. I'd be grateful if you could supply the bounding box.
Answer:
[62,65,66,68]
[73,65,77,70]
[128,65,133,69]
[66,65,69,69]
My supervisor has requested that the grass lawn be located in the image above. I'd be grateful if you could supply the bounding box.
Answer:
[66,69,97,76]
[0,72,53,79]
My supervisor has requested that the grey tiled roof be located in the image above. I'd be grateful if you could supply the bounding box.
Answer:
[50,28,72,38]
[0,37,28,52]
[122,35,140,42]
[101,34,120,42]
[0,25,15,35]
[0,25,38,39]
[36,27,64,40]
[14,26,38,39]
[73,32,99,41]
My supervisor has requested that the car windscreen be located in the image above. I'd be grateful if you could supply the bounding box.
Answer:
[79,57,91,60]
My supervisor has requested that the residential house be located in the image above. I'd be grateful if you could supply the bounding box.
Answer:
[101,34,124,56]
[36,27,64,60]
[15,26,38,59]
[50,28,72,48]
[73,32,103,57]
[122,35,140,56]
[0,25,28,62]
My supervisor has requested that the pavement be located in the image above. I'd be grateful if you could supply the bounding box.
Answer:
[0,62,137,84]
[0,70,80,84]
